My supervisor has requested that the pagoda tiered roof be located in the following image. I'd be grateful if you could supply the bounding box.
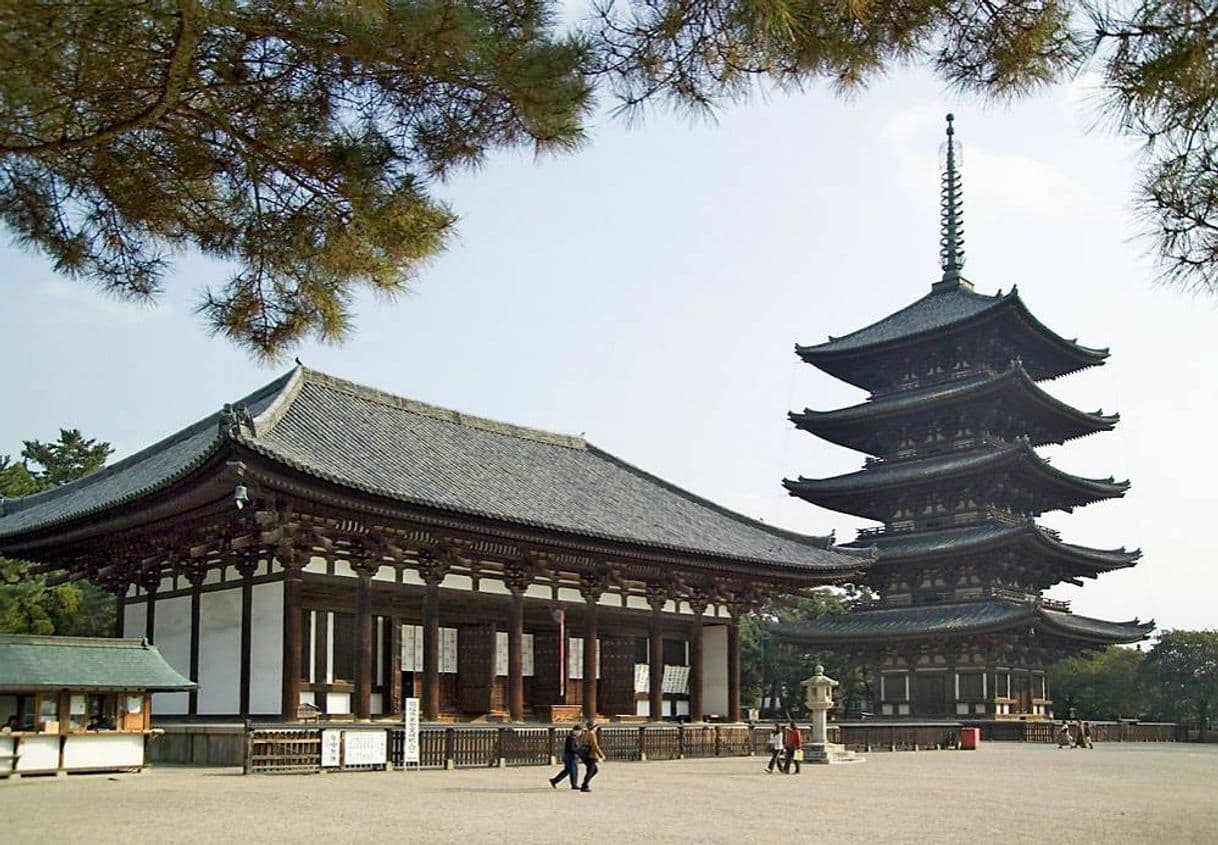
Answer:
[771,599,1153,646]
[784,441,1129,521]
[790,363,1118,456]
[0,367,868,576]
[851,522,1141,581]
[795,286,1109,392]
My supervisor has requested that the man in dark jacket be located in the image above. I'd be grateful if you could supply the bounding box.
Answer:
[549,724,584,789]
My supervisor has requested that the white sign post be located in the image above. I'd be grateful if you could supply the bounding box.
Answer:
[403,698,421,769]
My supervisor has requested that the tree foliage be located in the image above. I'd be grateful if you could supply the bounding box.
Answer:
[1047,645,1148,720]
[0,429,115,636]
[742,586,872,718]
[1,1,1215,356]
[1140,629,1218,740]
[0,0,592,356]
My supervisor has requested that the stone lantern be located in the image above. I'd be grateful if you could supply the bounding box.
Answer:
[799,665,860,765]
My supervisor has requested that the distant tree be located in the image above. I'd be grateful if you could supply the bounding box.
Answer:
[0,1,592,357]
[22,429,113,487]
[0,429,115,636]
[1048,645,1149,721]
[1141,630,1218,741]
[743,585,872,719]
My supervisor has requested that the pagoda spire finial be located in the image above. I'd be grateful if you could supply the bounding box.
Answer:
[934,113,971,292]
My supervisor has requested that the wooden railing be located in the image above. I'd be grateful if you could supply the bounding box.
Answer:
[241,719,1184,773]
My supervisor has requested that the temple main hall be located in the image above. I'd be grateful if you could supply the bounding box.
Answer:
[776,116,1152,720]
[0,367,869,723]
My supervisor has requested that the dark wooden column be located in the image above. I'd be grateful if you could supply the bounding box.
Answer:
[110,580,127,639]
[281,553,304,721]
[688,600,707,722]
[386,616,403,717]
[507,590,526,721]
[578,571,608,721]
[237,557,258,718]
[504,562,532,723]
[582,599,599,721]
[141,571,159,645]
[646,583,667,721]
[353,560,376,721]
[727,616,741,722]
[417,551,449,722]
[313,611,329,715]
[187,567,205,717]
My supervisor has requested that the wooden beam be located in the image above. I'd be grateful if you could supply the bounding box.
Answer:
[727,618,741,722]
[353,566,374,720]
[281,559,304,720]
[238,560,256,718]
[508,589,525,722]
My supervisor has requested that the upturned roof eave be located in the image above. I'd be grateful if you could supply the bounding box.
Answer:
[785,442,1129,507]
[796,289,1108,377]
[790,364,1118,439]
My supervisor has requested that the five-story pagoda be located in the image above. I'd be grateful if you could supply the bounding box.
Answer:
[776,116,1152,720]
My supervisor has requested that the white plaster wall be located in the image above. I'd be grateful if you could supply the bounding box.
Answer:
[445,574,473,591]
[123,603,145,640]
[152,595,191,715]
[327,692,351,714]
[373,567,396,583]
[525,585,550,601]
[333,560,356,578]
[250,581,284,715]
[479,577,508,595]
[198,588,242,715]
[702,625,729,718]
[62,734,144,769]
[625,595,650,611]
[304,556,328,575]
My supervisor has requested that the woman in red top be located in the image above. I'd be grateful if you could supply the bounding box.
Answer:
[783,721,802,774]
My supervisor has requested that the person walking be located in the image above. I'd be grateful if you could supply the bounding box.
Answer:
[549,724,584,790]
[783,721,803,775]
[764,723,784,774]
[579,721,606,792]
[1056,721,1072,748]
[1082,721,1094,749]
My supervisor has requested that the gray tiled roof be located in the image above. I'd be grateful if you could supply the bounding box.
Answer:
[772,600,1032,642]
[0,635,195,691]
[0,368,866,573]
[772,600,1153,644]
[785,442,1129,502]
[1038,608,1154,642]
[796,285,1107,363]
[799,286,1009,354]
[0,374,292,538]
[852,522,1140,569]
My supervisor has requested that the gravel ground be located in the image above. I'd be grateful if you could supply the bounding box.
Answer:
[3,743,1216,844]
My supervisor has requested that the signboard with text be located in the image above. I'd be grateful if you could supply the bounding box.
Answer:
[403,698,420,764]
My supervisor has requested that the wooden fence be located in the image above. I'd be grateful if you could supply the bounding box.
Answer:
[241,719,1184,774]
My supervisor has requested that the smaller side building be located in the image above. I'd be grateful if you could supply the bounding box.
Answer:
[0,635,195,777]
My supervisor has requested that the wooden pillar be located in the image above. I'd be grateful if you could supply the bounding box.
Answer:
[313,611,329,715]
[237,558,257,718]
[727,617,741,722]
[353,563,375,721]
[688,602,706,722]
[386,616,403,717]
[422,581,440,721]
[582,601,599,721]
[281,558,304,720]
[187,570,204,717]
[113,588,125,638]
[144,580,158,645]
[508,589,525,722]
[647,586,666,721]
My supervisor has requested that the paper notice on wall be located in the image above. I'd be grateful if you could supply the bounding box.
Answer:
[663,665,690,695]
[343,730,387,766]
[321,729,342,767]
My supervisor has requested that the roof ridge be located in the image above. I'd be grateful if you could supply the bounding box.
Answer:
[293,367,587,450]
[0,371,294,517]
[0,634,152,648]
[583,444,846,553]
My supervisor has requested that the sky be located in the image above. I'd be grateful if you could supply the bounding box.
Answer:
[3,63,1215,635]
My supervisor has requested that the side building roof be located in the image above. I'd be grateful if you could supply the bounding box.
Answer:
[0,635,196,692]
[0,367,867,575]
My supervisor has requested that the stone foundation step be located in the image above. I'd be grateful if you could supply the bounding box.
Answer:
[803,741,864,764]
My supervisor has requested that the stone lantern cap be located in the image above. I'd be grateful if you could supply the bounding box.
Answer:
[801,665,839,691]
